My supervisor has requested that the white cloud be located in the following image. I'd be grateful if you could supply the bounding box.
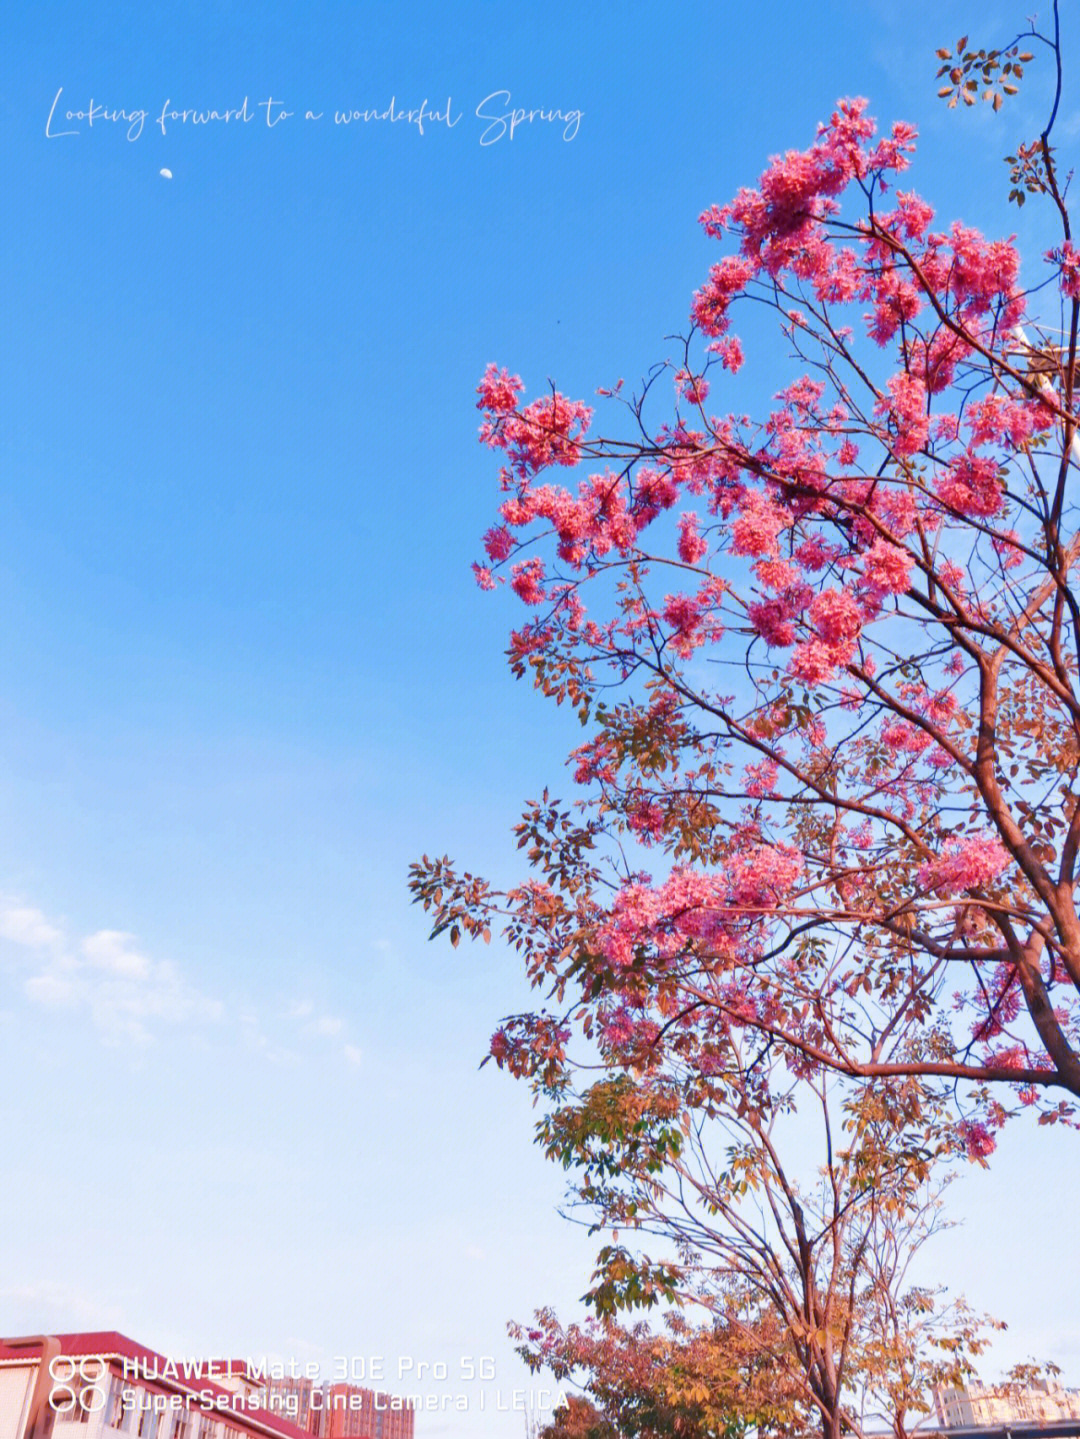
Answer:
[288,999,363,1067]
[0,903,63,949]
[0,897,223,1045]
[292,1000,353,1049]
[239,1011,299,1066]
[82,930,152,980]
[1,896,362,1064]
[24,972,77,1006]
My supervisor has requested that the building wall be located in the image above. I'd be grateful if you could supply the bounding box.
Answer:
[1,1337,315,1439]
[1,1339,413,1439]
[262,1379,414,1439]
[0,1365,33,1438]
[934,1380,1080,1429]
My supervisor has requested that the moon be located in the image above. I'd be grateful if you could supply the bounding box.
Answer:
[159,168,173,179]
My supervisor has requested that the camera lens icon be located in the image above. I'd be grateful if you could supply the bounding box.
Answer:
[49,1355,108,1414]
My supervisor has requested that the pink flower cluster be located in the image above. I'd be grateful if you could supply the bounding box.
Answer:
[729,491,792,557]
[675,368,711,405]
[966,394,1042,450]
[677,512,709,565]
[945,224,1021,321]
[1048,240,1080,301]
[477,364,593,478]
[861,537,913,595]
[958,1118,997,1161]
[596,846,803,970]
[692,256,754,338]
[935,453,1005,518]
[789,588,863,683]
[876,371,929,457]
[917,834,1009,896]
[511,556,547,605]
[742,758,779,796]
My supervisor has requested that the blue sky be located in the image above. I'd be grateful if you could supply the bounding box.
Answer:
[2,3,1078,1435]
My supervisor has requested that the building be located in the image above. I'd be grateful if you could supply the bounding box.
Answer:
[261,1377,413,1439]
[933,1380,1080,1430]
[252,1381,326,1439]
[0,1335,416,1439]
[0,1333,314,1439]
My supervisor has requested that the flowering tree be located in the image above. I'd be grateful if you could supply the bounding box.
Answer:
[522,1310,798,1439]
[413,8,1080,1153]
[535,1395,617,1439]
[412,13,1078,1436]
[506,1062,992,1439]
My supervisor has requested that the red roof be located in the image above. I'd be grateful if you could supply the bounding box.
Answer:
[0,1333,313,1439]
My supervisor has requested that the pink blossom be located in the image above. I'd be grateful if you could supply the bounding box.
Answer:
[627,800,666,841]
[476,363,523,413]
[600,1007,637,1045]
[677,512,709,564]
[876,371,929,457]
[959,1119,996,1161]
[743,759,778,796]
[794,535,839,571]
[724,843,804,908]
[675,369,710,405]
[711,336,744,372]
[663,592,706,656]
[1048,240,1080,300]
[911,329,970,393]
[808,588,863,647]
[918,835,1010,896]
[816,248,861,305]
[881,720,932,754]
[729,491,792,557]
[992,529,1025,570]
[692,256,754,337]
[867,267,923,345]
[789,638,842,685]
[634,467,679,516]
[698,203,732,239]
[511,556,547,605]
[937,559,967,593]
[483,525,515,562]
[966,395,1041,450]
[754,558,799,591]
[803,716,827,749]
[888,190,934,241]
[748,597,797,648]
[936,452,1005,518]
[861,537,913,594]
[947,224,1021,320]
[837,439,859,467]
[479,373,593,477]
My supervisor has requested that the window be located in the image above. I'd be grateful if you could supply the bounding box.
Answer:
[107,1377,133,1432]
[136,1401,161,1439]
[50,1383,89,1424]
